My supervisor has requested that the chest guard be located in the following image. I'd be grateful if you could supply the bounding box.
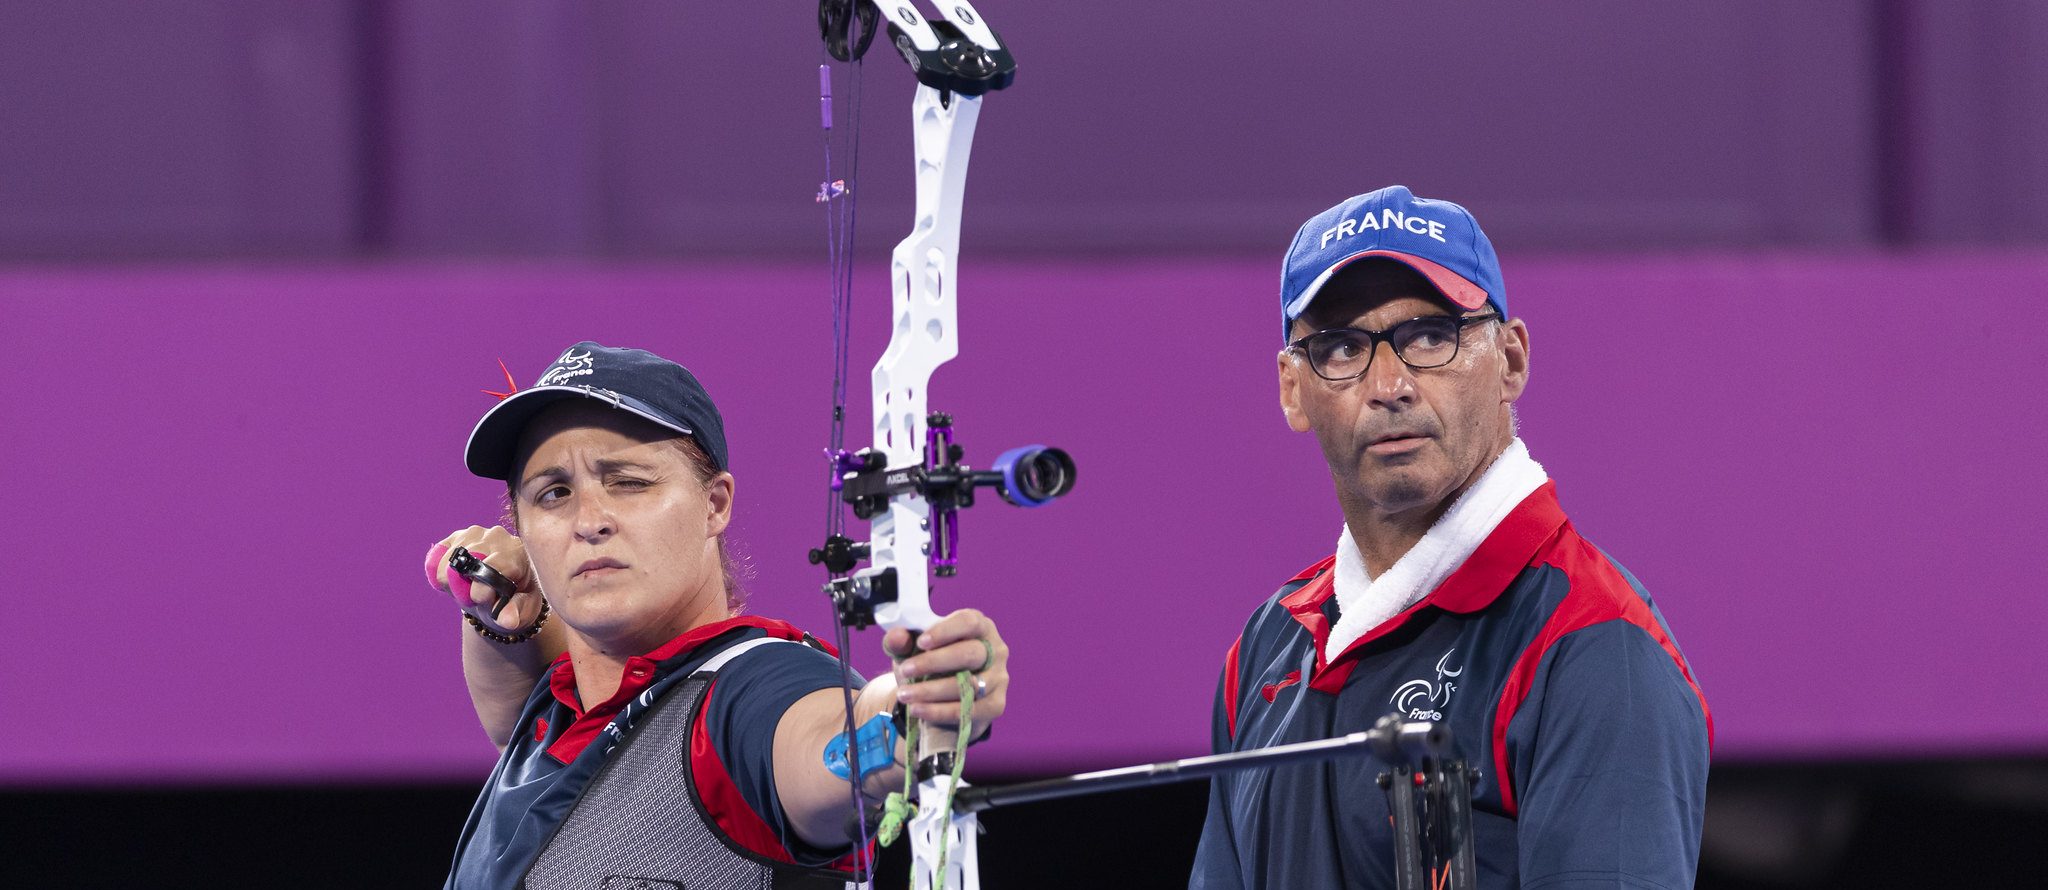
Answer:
[524,639,855,890]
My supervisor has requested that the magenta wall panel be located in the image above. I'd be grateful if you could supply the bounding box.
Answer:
[3,253,2042,783]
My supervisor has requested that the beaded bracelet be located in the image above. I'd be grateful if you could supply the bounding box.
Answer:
[464,597,549,644]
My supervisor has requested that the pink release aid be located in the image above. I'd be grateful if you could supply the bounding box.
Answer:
[424,542,451,589]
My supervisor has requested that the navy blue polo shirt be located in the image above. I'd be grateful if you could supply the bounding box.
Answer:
[446,615,861,889]
[1191,483,1711,889]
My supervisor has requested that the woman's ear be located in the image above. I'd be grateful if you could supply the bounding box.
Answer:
[704,472,735,537]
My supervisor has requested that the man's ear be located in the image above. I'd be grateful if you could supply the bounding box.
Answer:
[1278,349,1312,433]
[1499,317,1531,405]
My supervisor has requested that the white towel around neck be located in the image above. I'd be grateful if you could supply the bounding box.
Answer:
[1324,438,1549,663]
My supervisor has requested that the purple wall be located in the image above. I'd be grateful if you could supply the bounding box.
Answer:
[4,2,2048,257]
[4,253,2044,782]
[4,0,2047,786]
[0,2,360,257]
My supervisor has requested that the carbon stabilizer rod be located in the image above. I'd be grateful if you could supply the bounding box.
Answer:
[951,731,1378,814]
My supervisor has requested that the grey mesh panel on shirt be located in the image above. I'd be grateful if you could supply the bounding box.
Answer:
[523,639,855,890]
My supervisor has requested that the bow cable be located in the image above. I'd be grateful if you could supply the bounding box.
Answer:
[820,41,876,880]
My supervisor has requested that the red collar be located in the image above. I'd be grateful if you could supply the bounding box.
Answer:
[539,615,829,764]
[1283,481,1569,692]
[546,615,823,720]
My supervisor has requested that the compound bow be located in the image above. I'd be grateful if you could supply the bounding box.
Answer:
[809,3,1073,888]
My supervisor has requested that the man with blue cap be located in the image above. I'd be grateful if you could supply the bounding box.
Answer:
[1191,187,1712,888]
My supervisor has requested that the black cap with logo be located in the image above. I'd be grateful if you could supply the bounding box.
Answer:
[464,342,729,480]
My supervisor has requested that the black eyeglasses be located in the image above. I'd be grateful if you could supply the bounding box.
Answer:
[1285,312,1500,381]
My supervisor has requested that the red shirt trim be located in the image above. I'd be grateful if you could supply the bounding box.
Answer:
[1260,670,1301,703]
[689,677,808,864]
[1223,637,1242,739]
[543,615,815,763]
[1277,557,1337,678]
[1488,526,1714,816]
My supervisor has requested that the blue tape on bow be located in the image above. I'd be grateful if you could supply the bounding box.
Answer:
[824,712,898,780]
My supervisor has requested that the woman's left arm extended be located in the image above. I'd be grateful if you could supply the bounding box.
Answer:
[773,608,1010,850]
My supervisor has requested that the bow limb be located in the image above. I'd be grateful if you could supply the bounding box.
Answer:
[869,77,985,890]
[871,0,942,51]
[875,30,1000,890]
[868,83,980,634]
[818,5,1024,888]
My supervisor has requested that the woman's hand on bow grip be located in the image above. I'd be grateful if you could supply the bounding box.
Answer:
[886,608,1008,735]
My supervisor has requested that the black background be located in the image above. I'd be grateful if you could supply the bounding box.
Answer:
[5,759,2045,888]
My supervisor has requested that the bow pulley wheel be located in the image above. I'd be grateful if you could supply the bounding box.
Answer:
[819,0,879,62]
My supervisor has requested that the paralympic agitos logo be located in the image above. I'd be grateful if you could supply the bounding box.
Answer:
[1390,649,1464,721]
[537,349,596,386]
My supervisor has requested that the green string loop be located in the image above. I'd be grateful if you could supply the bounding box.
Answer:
[874,669,977,890]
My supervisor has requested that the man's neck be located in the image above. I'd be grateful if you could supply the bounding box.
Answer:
[1345,508,1441,578]
[1342,441,1510,576]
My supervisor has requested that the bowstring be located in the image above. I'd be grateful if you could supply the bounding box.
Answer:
[821,46,875,881]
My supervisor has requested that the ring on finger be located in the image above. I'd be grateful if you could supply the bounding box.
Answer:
[971,675,990,700]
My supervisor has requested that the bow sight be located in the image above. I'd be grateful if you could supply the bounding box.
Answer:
[810,412,1074,629]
